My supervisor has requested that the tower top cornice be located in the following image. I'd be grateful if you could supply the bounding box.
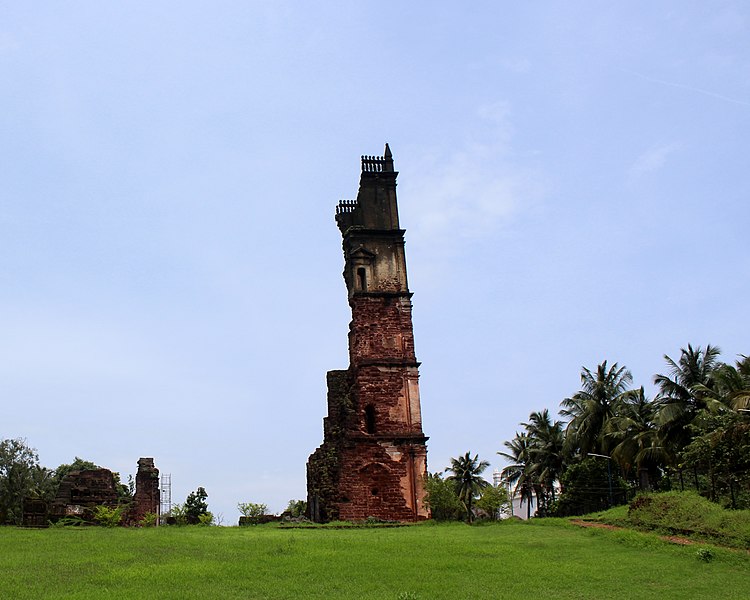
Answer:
[360,143,395,173]
[336,143,400,234]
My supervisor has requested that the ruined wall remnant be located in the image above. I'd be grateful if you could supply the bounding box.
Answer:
[307,145,429,522]
[22,498,48,528]
[42,457,160,525]
[49,468,119,521]
[132,457,160,521]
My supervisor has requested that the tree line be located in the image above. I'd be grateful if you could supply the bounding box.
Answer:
[499,344,750,516]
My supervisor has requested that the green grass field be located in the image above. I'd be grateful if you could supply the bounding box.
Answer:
[1,520,748,599]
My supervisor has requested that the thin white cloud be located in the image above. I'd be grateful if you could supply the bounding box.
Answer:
[400,103,545,254]
[624,69,750,107]
[629,142,680,178]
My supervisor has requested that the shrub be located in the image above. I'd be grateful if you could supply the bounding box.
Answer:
[696,548,714,562]
[238,502,268,519]
[198,512,215,526]
[285,499,307,517]
[167,503,188,525]
[139,512,158,527]
[92,505,124,528]
[50,516,86,528]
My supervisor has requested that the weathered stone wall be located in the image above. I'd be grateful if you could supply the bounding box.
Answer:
[22,498,48,528]
[49,469,119,521]
[335,439,428,521]
[348,295,416,364]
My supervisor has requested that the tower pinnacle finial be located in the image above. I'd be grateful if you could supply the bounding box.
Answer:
[383,143,394,172]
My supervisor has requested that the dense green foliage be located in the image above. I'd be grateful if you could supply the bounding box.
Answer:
[551,458,628,517]
[92,505,125,528]
[238,502,267,518]
[237,501,268,524]
[0,438,51,525]
[0,521,747,599]
[499,345,750,515]
[424,452,506,522]
[422,472,464,521]
[184,487,209,524]
[167,487,213,525]
[474,482,509,519]
[0,445,137,525]
[284,499,306,517]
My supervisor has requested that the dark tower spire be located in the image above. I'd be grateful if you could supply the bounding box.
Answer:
[307,146,429,522]
[383,142,394,171]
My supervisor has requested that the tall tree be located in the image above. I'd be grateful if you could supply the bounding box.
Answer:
[498,433,535,519]
[560,361,634,456]
[0,438,49,525]
[695,355,750,412]
[523,409,566,509]
[604,387,667,490]
[445,452,490,523]
[184,487,209,524]
[655,344,722,450]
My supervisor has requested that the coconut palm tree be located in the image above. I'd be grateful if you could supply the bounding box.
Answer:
[655,344,722,450]
[498,433,535,519]
[560,361,635,457]
[604,387,668,490]
[694,355,750,412]
[445,452,490,523]
[523,409,566,509]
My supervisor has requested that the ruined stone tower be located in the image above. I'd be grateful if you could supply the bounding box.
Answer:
[132,457,160,521]
[306,144,429,522]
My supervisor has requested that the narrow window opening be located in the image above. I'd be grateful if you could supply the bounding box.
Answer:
[357,267,367,291]
[371,488,379,496]
[365,404,376,434]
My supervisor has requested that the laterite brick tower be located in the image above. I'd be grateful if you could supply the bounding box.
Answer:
[307,144,429,522]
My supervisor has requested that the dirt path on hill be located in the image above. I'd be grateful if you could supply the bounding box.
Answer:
[570,519,695,546]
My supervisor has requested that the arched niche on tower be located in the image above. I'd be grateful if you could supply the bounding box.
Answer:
[347,246,375,295]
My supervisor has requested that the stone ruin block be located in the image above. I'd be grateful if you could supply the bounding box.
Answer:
[21,498,48,528]
[131,457,160,522]
[39,457,160,526]
[49,468,120,523]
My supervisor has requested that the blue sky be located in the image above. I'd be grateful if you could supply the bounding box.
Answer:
[1,2,748,521]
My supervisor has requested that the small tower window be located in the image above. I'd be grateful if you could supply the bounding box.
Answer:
[365,404,376,434]
[357,267,367,291]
